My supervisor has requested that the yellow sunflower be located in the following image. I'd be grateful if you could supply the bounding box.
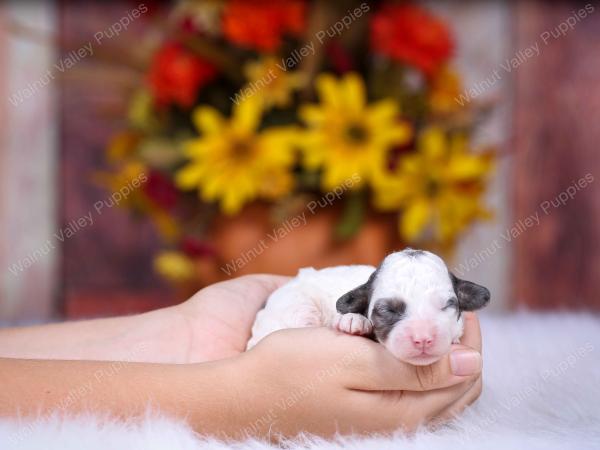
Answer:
[299,72,411,190]
[175,95,297,215]
[243,56,306,109]
[154,251,195,282]
[373,127,493,244]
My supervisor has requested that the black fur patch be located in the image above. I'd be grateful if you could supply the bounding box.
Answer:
[403,248,425,258]
[336,269,379,316]
[449,272,491,311]
[371,298,407,342]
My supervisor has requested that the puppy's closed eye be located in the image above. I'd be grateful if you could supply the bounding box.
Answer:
[371,299,406,342]
[374,298,407,316]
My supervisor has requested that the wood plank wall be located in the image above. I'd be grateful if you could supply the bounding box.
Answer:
[59,2,174,317]
[53,0,600,317]
[513,1,600,309]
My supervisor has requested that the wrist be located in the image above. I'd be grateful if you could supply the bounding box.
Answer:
[133,306,194,364]
[185,354,253,438]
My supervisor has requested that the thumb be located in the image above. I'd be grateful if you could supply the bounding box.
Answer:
[347,340,482,392]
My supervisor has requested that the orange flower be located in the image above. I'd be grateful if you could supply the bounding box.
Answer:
[106,131,141,163]
[147,42,217,108]
[428,66,463,115]
[222,0,305,52]
[370,4,453,76]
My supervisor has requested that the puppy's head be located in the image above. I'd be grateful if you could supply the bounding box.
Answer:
[336,248,490,365]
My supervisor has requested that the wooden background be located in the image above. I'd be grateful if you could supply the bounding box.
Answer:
[59,2,174,317]
[38,0,600,317]
[513,1,600,309]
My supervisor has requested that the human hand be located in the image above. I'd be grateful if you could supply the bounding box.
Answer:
[232,312,482,438]
[170,274,291,363]
[0,286,481,440]
[0,274,289,364]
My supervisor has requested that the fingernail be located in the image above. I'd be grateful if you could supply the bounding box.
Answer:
[450,350,482,376]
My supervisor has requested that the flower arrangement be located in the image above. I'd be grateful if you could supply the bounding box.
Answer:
[103,0,494,284]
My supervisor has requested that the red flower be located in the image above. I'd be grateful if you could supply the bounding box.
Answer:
[180,236,216,258]
[325,41,354,74]
[147,42,217,108]
[371,4,453,76]
[222,0,306,52]
[143,170,179,210]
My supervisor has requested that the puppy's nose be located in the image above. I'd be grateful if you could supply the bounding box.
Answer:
[408,323,436,350]
[411,335,434,350]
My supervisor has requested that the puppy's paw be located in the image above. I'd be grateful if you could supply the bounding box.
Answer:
[332,313,373,336]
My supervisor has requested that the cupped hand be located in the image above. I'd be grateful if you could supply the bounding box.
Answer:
[234,312,483,438]
[170,274,291,363]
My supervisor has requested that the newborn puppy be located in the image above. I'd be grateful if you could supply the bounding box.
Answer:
[247,248,490,365]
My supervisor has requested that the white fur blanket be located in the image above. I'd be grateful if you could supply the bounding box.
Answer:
[2,312,599,450]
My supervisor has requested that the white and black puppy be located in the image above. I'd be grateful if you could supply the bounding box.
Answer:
[247,248,490,365]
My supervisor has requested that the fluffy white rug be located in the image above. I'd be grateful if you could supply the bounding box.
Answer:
[2,312,599,450]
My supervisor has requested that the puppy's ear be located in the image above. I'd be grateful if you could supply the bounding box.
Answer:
[336,283,370,315]
[336,270,377,316]
[450,272,490,311]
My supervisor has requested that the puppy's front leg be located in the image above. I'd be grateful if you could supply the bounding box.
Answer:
[332,313,373,336]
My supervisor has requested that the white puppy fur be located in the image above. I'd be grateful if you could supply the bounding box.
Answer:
[246,264,375,348]
[247,249,490,365]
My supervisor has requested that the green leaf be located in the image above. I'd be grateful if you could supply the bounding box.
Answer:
[334,190,366,241]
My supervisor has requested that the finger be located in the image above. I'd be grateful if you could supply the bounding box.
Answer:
[240,274,292,320]
[213,274,291,298]
[342,337,482,392]
[404,374,480,422]
[355,374,479,430]
[454,312,481,353]
[241,274,292,296]
[430,376,483,426]
[348,378,481,432]
[216,274,292,314]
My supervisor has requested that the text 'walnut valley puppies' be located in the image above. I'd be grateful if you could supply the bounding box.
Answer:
[247,248,490,365]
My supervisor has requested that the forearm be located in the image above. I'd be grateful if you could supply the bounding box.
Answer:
[0,355,244,438]
[0,306,190,363]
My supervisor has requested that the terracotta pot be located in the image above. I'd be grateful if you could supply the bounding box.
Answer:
[195,203,402,285]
